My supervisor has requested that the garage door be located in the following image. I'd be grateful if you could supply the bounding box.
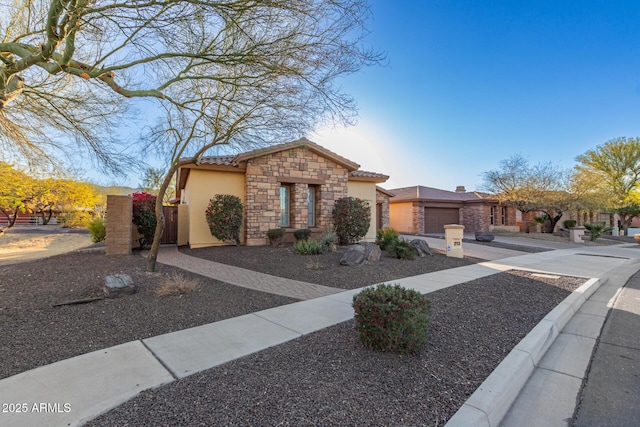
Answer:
[424,208,459,234]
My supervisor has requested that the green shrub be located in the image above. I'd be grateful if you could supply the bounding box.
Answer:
[376,227,400,251]
[58,211,92,228]
[387,238,417,260]
[332,197,371,245]
[87,218,106,243]
[319,229,337,253]
[353,283,430,354]
[293,228,312,242]
[293,239,322,255]
[131,192,157,248]
[584,223,613,241]
[563,219,577,228]
[205,194,243,245]
[267,228,285,245]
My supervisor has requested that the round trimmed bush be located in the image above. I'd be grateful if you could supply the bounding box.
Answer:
[333,197,370,245]
[205,194,243,245]
[352,283,430,354]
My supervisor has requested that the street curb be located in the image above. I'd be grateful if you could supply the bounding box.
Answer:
[445,277,603,427]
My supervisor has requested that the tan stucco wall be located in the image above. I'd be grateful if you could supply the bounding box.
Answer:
[183,169,245,248]
[389,202,415,233]
[347,181,377,242]
[177,204,189,246]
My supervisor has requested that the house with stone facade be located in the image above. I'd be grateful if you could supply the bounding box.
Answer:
[175,138,391,247]
[388,185,519,234]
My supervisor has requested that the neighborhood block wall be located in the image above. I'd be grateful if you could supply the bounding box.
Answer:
[347,181,377,242]
[184,169,245,248]
[244,146,349,246]
[106,195,132,255]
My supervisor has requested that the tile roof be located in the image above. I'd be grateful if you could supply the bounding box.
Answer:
[198,155,238,167]
[350,170,389,180]
[389,185,493,202]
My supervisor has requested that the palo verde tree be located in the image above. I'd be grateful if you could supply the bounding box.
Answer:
[481,154,572,232]
[575,137,640,232]
[0,0,382,271]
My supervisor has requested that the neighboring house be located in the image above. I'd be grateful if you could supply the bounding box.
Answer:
[175,138,390,247]
[388,185,519,234]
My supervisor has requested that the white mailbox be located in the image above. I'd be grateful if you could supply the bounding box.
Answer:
[444,224,465,258]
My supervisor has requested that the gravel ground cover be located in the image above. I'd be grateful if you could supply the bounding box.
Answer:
[0,250,297,380]
[179,244,478,289]
[88,270,586,427]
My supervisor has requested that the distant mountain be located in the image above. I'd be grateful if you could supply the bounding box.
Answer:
[90,184,138,196]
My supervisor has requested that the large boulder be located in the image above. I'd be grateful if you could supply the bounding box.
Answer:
[360,242,382,262]
[410,239,432,257]
[340,245,366,266]
[103,274,137,298]
[475,232,495,242]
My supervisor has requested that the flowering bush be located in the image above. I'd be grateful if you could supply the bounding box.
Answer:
[131,191,157,248]
[205,194,243,245]
[332,197,370,245]
[353,283,430,354]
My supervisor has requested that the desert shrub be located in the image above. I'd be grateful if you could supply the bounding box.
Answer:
[387,238,417,260]
[205,194,243,245]
[58,211,92,228]
[156,272,202,297]
[376,227,400,251]
[293,239,322,255]
[267,228,285,245]
[87,218,106,243]
[353,283,430,354]
[306,259,324,270]
[293,228,312,242]
[131,191,157,248]
[332,197,370,245]
[563,219,577,228]
[584,223,613,241]
[319,229,337,253]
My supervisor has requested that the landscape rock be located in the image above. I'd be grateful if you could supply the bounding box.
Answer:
[410,239,432,257]
[103,274,137,298]
[360,242,382,262]
[475,232,495,242]
[340,245,366,266]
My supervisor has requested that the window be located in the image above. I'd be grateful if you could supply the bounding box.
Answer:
[307,186,316,226]
[501,207,507,225]
[279,185,290,226]
[490,206,496,225]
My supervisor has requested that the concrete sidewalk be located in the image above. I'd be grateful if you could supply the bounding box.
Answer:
[1,242,639,426]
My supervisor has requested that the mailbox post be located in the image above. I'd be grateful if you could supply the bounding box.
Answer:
[444,224,465,258]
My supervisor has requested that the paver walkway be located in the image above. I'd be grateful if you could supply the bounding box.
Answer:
[153,246,341,300]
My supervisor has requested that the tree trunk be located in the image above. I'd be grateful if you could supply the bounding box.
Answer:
[146,166,175,272]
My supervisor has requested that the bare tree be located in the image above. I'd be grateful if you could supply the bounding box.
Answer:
[1,0,382,270]
[481,154,572,232]
[2,0,380,173]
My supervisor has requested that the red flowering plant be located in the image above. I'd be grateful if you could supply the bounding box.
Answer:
[353,283,431,354]
[131,191,157,248]
[205,194,243,245]
[332,196,370,245]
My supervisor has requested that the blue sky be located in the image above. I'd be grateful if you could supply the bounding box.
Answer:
[310,0,640,192]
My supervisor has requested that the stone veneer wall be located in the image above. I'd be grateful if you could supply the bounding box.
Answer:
[411,202,425,234]
[106,195,132,255]
[244,146,349,245]
[376,190,390,229]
